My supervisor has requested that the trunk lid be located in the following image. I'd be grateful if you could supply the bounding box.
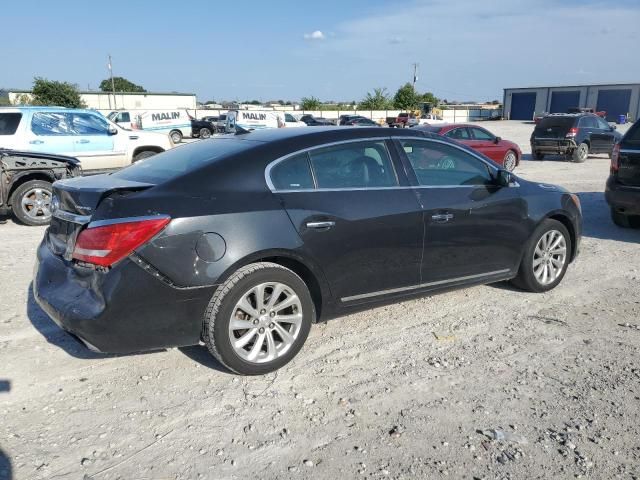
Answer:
[48,174,154,259]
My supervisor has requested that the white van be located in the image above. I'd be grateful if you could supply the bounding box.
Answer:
[225,110,306,133]
[108,109,192,143]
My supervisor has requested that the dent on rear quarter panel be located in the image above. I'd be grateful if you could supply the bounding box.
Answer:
[136,209,303,288]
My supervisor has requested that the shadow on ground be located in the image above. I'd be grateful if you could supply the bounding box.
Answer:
[1,380,12,480]
[577,191,640,243]
[178,345,231,373]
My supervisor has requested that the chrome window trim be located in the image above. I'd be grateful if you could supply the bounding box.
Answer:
[88,215,170,229]
[619,149,640,154]
[52,210,91,225]
[341,268,511,302]
[265,136,402,192]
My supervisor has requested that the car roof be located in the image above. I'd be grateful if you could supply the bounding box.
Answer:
[0,106,100,114]
[230,126,426,144]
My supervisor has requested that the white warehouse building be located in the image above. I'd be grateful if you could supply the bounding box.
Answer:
[503,83,640,122]
[8,90,197,111]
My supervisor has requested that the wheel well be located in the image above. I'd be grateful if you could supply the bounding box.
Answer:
[7,173,53,205]
[257,256,324,321]
[548,214,577,262]
[132,146,164,158]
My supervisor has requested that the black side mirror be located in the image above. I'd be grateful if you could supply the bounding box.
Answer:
[494,136,501,144]
[496,169,512,187]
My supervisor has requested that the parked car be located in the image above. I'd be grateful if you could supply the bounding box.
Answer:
[606,119,640,227]
[284,113,307,128]
[530,113,621,162]
[216,114,227,133]
[201,116,219,125]
[191,118,214,138]
[395,112,418,128]
[108,109,191,144]
[299,114,333,126]
[567,107,607,118]
[416,124,521,171]
[0,149,81,226]
[343,117,380,127]
[0,107,172,172]
[34,127,582,374]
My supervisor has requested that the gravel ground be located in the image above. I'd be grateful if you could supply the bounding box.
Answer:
[1,121,639,480]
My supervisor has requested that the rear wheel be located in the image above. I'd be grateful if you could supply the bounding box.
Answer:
[611,208,631,228]
[572,142,589,163]
[11,180,53,226]
[199,127,212,139]
[511,219,571,293]
[133,150,158,161]
[203,262,314,375]
[531,149,544,160]
[170,130,183,144]
[503,150,517,171]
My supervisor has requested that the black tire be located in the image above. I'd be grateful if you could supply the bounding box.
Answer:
[203,262,314,375]
[611,208,631,228]
[11,180,54,226]
[572,142,589,163]
[133,150,158,162]
[511,219,572,293]
[531,149,544,160]
[199,128,212,139]
[169,130,183,144]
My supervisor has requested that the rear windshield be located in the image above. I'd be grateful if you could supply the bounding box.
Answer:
[537,116,576,129]
[0,113,22,135]
[112,138,256,184]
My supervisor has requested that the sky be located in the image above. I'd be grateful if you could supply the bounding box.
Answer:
[2,0,640,103]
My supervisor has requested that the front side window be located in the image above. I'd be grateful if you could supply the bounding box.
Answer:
[308,140,397,189]
[71,113,110,135]
[117,112,131,123]
[470,127,494,141]
[0,113,22,135]
[444,127,471,140]
[400,139,493,187]
[270,153,314,190]
[285,113,295,122]
[31,112,73,136]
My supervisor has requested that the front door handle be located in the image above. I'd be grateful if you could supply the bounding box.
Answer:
[75,139,90,144]
[431,213,454,223]
[29,140,44,145]
[306,221,335,229]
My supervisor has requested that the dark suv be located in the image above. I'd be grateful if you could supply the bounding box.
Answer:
[606,120,640,227]
[531,113,621,162]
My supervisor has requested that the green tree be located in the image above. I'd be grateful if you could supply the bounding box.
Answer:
[419,91,439,106]
[301,96,321,110]
[99,76,146,92]
[359,88,392,110]
[31,77,85,108]
[393,83,418,110]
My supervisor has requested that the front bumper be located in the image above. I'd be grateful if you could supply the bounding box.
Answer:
[605,176,640,215]
[33,240,214,354]
[532,138,577,155]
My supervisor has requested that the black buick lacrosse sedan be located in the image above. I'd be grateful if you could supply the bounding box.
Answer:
[34,127,582,374]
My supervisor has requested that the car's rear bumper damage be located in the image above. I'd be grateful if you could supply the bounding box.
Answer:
[532,138,577,155]
[33,240,214,354]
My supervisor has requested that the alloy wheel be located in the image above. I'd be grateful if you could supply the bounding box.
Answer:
[21,187,52,221]
[228,282,303,363]
[532,230,567,286]
[503,151,517,171]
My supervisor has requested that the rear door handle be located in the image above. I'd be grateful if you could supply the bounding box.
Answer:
[29,140,44,145]
[75,139,90,144]
[431,213,454,223]
[306,221,335,229]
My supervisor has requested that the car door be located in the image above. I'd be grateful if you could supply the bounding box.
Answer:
[468,127,502,162]
[25,111,76,155]
[394,137,529,286]
[268,138,424,303]
[578,116,600,151]
[593,116,616,153]
[69,112,119,170]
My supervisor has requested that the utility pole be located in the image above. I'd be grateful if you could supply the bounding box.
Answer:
[108,54,117,109]
[412,63,419,91]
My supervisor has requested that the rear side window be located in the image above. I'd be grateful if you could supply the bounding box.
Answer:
[270,153,314,190]
[31,112,73,136]
[400,139,493,187]
[308,140,397,189]
[0,113,22,135]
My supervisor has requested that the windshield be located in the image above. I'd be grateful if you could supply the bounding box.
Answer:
[112,138,256,184]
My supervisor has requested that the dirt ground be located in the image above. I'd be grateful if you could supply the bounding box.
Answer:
[1,121,639,480]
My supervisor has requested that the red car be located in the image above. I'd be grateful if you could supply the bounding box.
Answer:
[417,124,521,171]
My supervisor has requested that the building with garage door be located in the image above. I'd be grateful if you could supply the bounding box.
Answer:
[503,83,640,122]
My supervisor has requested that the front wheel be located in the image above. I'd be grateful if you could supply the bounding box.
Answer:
[203,262,314,375]
[572,142,589,163]
[511,219,571,293]
[503,150,517,171]
[11,180,53,226]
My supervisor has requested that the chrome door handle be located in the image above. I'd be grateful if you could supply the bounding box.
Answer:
[29,140,44,145]
[431,213,454,223]
[306,221,335,229]
[75,139,90,144]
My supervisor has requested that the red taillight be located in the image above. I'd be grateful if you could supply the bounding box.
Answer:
[72,217,170,267]
[611,143,620,173]
[566,128,578,138]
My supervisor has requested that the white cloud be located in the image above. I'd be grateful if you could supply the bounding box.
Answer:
[303,30,325,41]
